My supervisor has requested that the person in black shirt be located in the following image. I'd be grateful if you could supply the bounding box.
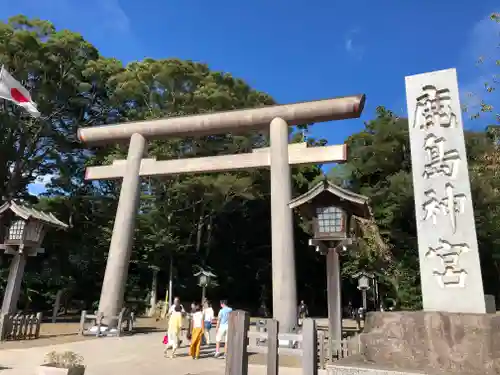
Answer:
[258,303,270,318]
[297,300,308,326]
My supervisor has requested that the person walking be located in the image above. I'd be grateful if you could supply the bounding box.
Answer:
[356,306,364,330]
[258,302,270,318]
[297,300,308,326]
[164,304,183,358]
[169,297,185,314]
[189,303,204,360]
[203,300,215,345]
[186,302,196,340]
[214,299,232,358]
[168,297,186,345]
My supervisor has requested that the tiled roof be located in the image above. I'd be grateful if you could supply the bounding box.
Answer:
[0,201,68,229]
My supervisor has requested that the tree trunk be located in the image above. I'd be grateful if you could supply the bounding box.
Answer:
[52,288,67,323]
[148,269,159,317]
[195,212,204,253]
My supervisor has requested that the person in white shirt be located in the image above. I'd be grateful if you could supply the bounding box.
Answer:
[188,304,204,359]
[168,297,185,314]
[167,297,186,344]
[203,301,215,345]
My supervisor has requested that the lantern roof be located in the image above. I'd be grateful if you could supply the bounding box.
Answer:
[289,179,372,219]
[0,201,69,229]
[352,271,375,279]
[193,269,216,278]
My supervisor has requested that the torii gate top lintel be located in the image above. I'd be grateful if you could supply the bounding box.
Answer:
[77,94,366,144]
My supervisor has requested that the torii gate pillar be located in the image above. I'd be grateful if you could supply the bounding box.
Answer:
[97,133,146,325]
[270,117,297,333]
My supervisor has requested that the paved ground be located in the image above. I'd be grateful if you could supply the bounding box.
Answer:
[0,317,164,350]
[0,317,361,351]
[0,331,327,375]
[0,316,359,374]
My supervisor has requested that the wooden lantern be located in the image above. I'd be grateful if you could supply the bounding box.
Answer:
[0,202,68,253]
[289,179,372,244]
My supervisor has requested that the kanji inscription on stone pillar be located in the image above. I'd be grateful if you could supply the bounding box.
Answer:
[405,68,486,314]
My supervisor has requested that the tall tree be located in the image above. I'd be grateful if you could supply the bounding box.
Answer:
[0,15,123,201]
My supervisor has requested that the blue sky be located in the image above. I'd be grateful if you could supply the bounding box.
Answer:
[2,1,499,193]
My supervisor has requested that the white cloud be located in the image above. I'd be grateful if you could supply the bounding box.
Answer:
[459,12,499,123]
[345,38,353,52]
[98,0,131,34]
[35,174,55,186]
[14,0,132,35]
[344,28,364,60]
[465,12,499,62]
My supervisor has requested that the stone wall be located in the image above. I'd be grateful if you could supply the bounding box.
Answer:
[358,311,500,375]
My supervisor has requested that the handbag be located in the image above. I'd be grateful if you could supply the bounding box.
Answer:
[163,335,169,345]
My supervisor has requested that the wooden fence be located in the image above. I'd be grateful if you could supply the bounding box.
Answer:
[79,307,135,337]
[316,328,362,368]
[226,311,317,375]
[251,324,361,370]
[226,311,362,375]
[0,312,42,341]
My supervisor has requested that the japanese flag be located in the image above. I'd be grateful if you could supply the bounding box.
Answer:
[0,66,40,118]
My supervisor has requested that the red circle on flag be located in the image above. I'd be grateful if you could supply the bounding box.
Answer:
[10,88,29,103]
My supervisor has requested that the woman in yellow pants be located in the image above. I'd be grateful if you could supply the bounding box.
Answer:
[189,304,204,359]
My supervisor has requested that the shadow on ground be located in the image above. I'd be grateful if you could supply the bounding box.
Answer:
[121,326,163,335]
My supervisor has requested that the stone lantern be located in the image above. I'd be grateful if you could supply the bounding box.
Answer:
[353,271,375,311]
[0,201,68,315]
[194,268,216,305]
[289,179,372,351]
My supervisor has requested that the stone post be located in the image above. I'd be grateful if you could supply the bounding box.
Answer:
[52,288,66,323]
[269,117,297,333]
[201,285,206,306]
[147,268,158,317]
[1,252,26,314]
[326,248,342,354]
[168,255,173,308]
[98,133,146,325]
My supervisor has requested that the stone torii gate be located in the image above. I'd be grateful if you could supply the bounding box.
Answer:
[78,95,366,332]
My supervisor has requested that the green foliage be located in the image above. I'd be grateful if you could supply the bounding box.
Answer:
[337,107,419,309]
[0,15,103,201]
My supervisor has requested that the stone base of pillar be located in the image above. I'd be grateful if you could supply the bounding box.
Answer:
[278,339,298,348]
[327,358,426,375]
[1,253,26,315]
[355,311,500,375]
[84,325,119,336]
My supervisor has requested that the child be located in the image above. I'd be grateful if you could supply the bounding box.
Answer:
[164,304,183,358]
[189,303,204,359]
